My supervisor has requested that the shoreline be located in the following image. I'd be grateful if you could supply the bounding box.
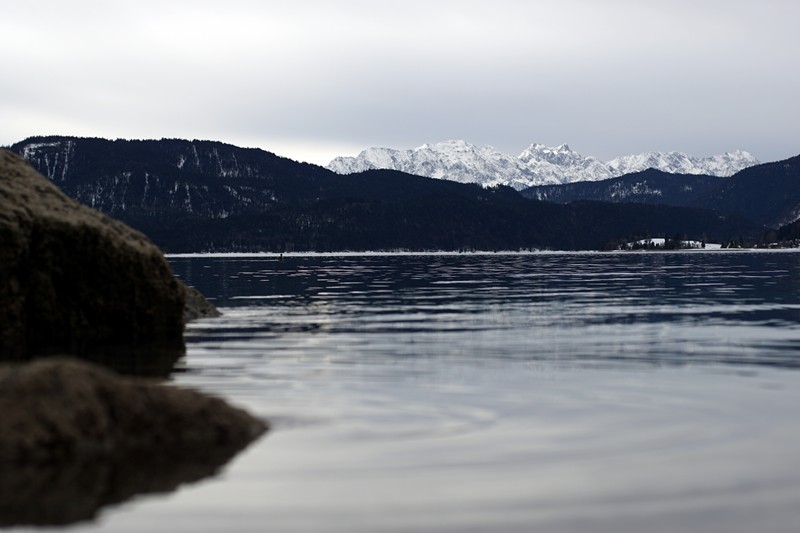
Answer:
[166,248,800,259]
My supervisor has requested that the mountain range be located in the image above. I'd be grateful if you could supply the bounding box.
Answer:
[328,140,759,189]
[7,136,774,252]
[522,155,800,229]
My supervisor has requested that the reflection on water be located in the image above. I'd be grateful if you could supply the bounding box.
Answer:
[45,251,800,532]
[0,447,248,527]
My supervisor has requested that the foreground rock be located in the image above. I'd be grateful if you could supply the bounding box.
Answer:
[0,150,263,527]
[183,283,222,322]
[0,357,267,525]
[0,149,185,359]
[0,358,268,463]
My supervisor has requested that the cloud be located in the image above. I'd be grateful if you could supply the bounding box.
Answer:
[1,0,798,164]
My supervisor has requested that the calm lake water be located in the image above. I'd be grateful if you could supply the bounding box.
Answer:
[52,252,800,532]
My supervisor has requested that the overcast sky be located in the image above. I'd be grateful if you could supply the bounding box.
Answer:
[1,0,798,165]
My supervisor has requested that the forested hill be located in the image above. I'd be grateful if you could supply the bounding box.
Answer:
[522,169,724,208]
[10,136,763,252]
[523,155,800,228]
[691,154,800,228]
[12,136,333,218]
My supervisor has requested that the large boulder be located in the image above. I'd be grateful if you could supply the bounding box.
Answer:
[0,149,185,359]
[0,357,267,463]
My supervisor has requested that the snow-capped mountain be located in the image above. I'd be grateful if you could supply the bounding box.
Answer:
[516,144,615,184]
[607,150,759,178]
[328,141,759,190]
[328,140,540,189]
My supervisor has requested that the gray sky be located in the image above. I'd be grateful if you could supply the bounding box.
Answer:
[1,0,798,165]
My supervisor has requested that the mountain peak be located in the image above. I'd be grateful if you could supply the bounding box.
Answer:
[419,139,477,153]
[521,142,572,154]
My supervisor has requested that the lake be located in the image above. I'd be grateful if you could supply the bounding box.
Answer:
[41,251,800,532]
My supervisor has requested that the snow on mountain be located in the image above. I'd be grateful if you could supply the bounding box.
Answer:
[328,141,759,190]
[607,150,759,178]
[516,143,615,184]
[328,140,541,189]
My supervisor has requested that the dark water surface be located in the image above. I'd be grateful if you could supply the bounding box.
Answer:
[53,252,800,532]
